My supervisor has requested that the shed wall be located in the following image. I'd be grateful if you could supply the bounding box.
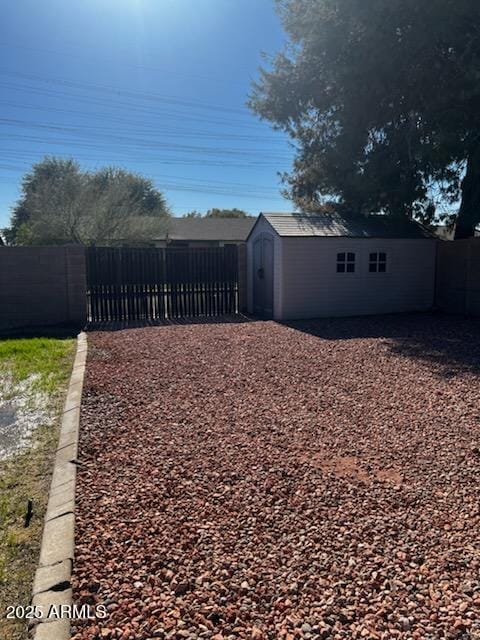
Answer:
[279,237,436,319]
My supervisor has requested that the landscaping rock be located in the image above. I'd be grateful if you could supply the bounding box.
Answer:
[71,316,480,639]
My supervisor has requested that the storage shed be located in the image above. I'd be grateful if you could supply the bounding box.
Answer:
[247,212,437,320]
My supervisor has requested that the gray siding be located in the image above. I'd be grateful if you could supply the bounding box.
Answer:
[279,237,437,319]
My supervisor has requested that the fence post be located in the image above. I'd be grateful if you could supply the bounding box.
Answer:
[237,243,247,313]
[65,246,87,327]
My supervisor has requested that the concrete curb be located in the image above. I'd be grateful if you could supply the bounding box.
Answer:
[31,332,87,639]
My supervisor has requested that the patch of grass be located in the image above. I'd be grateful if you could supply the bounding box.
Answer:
[0,336,75,640]
[0,337,74,395]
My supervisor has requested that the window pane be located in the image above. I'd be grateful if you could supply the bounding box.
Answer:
[337,263,345,272]
[369,252,377,261]
[369,263,377,272]
[346,263,355,273]
[347,252,355,262]
[379,252,386,261]
[337,252,345,261]
[378,263,386,272]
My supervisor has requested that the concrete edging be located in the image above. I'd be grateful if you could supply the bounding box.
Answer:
[31,332,87,639]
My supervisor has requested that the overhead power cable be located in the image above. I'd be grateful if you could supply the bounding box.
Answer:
[0,68,251,116]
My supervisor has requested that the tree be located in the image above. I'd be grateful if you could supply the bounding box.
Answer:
[7,157,171,245]
[205,208,249,218]
[7,158,84,245]
[182,210,203,218]
[249,0,480,237]
[182,208,249,219]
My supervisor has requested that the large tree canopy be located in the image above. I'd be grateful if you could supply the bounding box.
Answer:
[249,0,480,237]
[7,158,171,245]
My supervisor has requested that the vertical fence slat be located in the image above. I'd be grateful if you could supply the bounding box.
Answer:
[86,245,241,323]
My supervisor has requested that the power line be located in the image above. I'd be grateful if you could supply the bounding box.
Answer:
[1,81,259,130]
[0,160,281,193]
[0,118,291,160]
[0,64,291,205]
[0,42,257,88]
[0,76,267,132]
[1,100,287,145]
[0,69,251,116]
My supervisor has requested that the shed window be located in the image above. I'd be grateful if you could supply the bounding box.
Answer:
[369,252,387,273]
[336,252,355,273]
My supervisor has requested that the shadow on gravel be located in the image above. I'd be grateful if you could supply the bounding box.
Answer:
[86,313,257,332]
[280,312,480,377]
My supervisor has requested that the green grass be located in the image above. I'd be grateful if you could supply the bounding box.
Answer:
[0,337,75,395]
[0,336,75,640]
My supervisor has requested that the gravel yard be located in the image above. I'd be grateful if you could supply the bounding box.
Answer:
[72,315,480,640]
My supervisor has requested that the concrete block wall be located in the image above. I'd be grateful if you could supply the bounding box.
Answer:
[436,238,480,315]
[0,246,87,331]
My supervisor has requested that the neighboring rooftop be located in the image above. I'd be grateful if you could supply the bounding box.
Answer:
[258,212,436,239]
[164,217,256,242]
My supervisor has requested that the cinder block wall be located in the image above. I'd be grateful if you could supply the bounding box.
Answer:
[436,238,480,315]
[0,246,87,331]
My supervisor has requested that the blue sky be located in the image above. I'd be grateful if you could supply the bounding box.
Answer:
[0,0,294,227]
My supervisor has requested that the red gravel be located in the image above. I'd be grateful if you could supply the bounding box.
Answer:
[72,315,480,640]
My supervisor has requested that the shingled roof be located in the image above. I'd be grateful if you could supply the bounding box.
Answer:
[165,217,256,242]
[256,212,435,239]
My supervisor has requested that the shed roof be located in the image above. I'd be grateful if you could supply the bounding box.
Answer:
[259,212,435,239]
[165,217,256,242]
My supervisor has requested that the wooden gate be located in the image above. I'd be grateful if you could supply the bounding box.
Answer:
[86,246,239,322]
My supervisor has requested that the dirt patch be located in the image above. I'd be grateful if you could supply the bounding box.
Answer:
[376,467,403,485]
[303,453,403,486]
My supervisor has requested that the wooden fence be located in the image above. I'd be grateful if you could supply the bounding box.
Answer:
[436,238,480,315]
[86,245,240,322]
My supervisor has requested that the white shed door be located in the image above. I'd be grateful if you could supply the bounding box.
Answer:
[253,234,274,317]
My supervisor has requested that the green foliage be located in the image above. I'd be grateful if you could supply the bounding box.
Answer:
[249,0,480,237]
[7,157,171,245]
[205,208,248,218]
[183,208,249,218]
[182,210,203,218]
